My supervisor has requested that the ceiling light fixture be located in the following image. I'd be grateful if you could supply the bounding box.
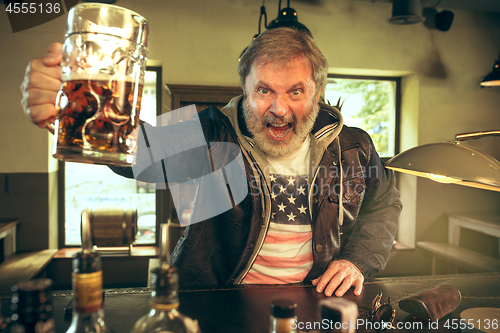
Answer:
[388,0,425,25]
[267,0,312,36]
[240,0,312,60]
[386,131,500,192]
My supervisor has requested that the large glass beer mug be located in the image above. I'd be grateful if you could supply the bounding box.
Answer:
[53,4,148,166]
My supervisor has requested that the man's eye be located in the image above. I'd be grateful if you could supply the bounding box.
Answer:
[258,88,269,95]
[291,90,302,96]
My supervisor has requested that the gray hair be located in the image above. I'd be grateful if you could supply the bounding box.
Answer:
[238,27,328,94]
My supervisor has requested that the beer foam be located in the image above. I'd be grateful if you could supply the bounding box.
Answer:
[62,72,137,82]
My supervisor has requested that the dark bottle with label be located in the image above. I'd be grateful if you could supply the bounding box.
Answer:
[64,251,113,333]
[65,210,113,333]
[10,278,55,333]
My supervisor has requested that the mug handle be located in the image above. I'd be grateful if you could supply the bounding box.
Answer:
[37,88,63,134]
[37,115,56,134]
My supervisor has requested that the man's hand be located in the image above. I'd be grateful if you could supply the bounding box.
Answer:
[20,42,63,133]
[312,259,364,297]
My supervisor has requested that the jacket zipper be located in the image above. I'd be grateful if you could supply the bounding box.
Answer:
[308,148,327,220]
[234,149,272,284]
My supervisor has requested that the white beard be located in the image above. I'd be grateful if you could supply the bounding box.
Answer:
[242,98,320,157]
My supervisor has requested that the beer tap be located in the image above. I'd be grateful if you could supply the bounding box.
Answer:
[81,210,93,255]
[159,220,170,270]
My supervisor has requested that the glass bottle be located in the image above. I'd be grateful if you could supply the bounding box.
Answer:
[64,251,113,333]
[9,279,54,333]
[1,297,13,331]
[130,223,200,333]
[65,210,113,333]
[270,299,298,333]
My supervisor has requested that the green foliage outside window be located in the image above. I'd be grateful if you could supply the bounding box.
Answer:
[325,77,397,158]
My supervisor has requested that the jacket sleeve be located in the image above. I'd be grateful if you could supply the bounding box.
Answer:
[338,132,402,279]
[106,121,168,182]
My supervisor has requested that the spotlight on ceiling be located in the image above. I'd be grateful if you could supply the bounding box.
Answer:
[423,7,454,31]
[267,0,312,36]
[239,0,311,60]
[388,0,425,25]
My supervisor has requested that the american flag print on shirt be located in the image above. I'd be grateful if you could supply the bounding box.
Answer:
[243,174,313,284]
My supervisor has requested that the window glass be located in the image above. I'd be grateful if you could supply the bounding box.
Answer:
[64,69,159,246]
[325,76,398,158]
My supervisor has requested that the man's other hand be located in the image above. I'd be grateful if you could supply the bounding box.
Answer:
[312,259,364,297]
[20,42,63,133]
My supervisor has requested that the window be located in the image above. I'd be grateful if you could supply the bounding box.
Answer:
[324,75,401,158]
[61,67,162,247]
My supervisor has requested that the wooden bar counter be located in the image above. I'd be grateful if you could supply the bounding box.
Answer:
[1,272,499,332]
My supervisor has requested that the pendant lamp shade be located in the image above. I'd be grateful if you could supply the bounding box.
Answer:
[386,143,500,192]
[481,57,500,87]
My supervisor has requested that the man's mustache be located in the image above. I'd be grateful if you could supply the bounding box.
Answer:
[262,112,297,127]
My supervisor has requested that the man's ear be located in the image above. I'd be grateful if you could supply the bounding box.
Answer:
[316,88,323,102]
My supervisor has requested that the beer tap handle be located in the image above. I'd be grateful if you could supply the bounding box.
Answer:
[81,210,93,255]
[159,221,170,270]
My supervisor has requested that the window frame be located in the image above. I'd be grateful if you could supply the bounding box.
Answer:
[326,74,402,162]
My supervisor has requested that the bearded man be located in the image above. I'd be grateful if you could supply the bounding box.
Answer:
[21,27,401,297]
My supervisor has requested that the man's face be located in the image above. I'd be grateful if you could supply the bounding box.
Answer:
[243,56,320,157]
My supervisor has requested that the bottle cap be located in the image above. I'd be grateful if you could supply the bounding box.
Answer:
[150,266,179,305]
[271,299,297,318]
[73,251,101,274]
[320,303,342,322]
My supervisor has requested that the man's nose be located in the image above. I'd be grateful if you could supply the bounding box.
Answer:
[271,95,287,117]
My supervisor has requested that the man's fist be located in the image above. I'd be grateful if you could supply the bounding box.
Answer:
[20,42,63,132]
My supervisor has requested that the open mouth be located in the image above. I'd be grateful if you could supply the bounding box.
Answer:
[266,122,292,140]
